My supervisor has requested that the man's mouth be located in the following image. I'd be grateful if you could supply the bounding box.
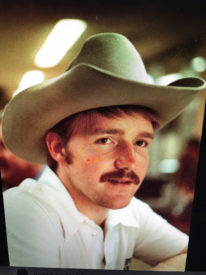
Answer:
[108,178,133,184]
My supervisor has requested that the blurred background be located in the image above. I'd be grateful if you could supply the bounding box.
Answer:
[0,0,206,268]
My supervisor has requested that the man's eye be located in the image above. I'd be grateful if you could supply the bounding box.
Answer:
[136,140,148,147]
[95,137,113,145]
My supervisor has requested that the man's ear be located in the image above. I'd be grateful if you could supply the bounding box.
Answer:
[46,132,66,164]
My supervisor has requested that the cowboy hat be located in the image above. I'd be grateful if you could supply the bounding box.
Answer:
[2,32,206,164]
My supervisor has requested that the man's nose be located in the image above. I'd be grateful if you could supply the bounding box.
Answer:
[114,143,135,170]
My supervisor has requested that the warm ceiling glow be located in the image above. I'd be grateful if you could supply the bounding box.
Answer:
[13,70,45,97]
[35,19,87,68]
[18,70,45,89]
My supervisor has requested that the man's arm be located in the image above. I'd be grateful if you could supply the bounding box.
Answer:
[150,247,187,271]
[132,198,188,267]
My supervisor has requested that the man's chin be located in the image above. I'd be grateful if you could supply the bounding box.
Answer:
[101,197,133,210]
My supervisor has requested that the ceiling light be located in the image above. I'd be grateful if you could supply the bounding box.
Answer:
[159,159,179,174]
[35,19,87,68]
[18,70,45,89]
[190,56,206,73]
[13,70,44,96]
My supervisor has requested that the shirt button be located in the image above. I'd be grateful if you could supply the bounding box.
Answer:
[92,232,97,237]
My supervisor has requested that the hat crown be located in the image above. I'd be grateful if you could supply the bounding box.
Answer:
[71,33,151,83]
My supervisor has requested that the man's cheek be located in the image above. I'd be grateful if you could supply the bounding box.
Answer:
[140,160,149,180]
[85,149,114,163]
[83,158,106,177]
[85,157,102,169]
[134,157,149,181]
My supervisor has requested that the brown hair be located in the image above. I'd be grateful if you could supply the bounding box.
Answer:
[46,105,160,171]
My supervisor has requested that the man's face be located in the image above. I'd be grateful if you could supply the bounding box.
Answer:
[59,112,154,210]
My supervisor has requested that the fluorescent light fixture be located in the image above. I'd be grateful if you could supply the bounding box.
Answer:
[13,70,45,97]
[35,19,87,68]
[191,56,206,73]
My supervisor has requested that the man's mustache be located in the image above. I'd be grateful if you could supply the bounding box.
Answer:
[100,169,140,185]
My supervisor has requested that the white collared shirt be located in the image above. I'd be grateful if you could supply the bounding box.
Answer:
[3,167,188,269]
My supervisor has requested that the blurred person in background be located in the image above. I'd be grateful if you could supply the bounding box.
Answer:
[141,137,201,235]
[176,137,200,199]
[0,111,43,191]
[170,137,201,234]
[0,86,9,110]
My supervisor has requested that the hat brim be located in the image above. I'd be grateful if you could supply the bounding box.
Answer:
[2,63,206,163]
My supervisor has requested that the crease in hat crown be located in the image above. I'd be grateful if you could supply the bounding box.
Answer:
[2,32,206,164]
[70,33,151,83]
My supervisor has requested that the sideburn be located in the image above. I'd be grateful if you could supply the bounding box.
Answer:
[63,143,73,165]
[65,153,73,164]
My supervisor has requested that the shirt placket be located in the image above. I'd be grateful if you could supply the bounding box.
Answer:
[83,220,105,269]
[104,226,120,269]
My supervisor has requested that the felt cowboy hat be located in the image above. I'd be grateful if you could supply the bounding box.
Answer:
[2,32,206,164]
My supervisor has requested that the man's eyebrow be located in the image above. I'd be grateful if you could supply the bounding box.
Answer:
[91,128,154,139]
[138,132,154,140]
[92,128,125,135]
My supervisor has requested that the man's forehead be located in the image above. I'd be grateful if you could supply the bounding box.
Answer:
[72,112,155,137]
[53,106,158,142]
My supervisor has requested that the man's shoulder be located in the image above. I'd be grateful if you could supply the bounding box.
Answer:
[3,167,79,237]
[4,176,48,205]
[3,174,66,239]
[3,177,39,201]
[3,177,54,219]
[3,167,64,222]
[3,166,63,202]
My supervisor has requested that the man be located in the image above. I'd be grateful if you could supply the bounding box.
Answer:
[0,112,43,191]
[2,33,206,270]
